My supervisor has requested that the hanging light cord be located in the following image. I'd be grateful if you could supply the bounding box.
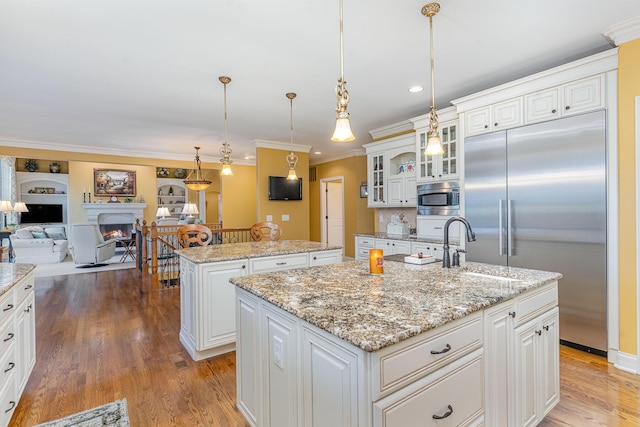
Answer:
[335,0,349,114]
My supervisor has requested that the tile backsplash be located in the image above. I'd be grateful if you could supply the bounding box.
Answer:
[376,207,417,234]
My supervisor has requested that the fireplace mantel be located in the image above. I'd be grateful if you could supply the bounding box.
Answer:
[82,202,147,225]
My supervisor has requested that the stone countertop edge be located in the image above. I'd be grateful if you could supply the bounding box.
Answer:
[175,240,343,264]
[230,260,562,353]
[355,232,460,246]
[0,263,36,297]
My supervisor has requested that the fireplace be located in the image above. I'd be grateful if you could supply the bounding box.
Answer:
[82,202,147,242]
[100,223,134,240]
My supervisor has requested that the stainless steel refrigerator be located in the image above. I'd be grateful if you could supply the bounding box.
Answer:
[464,110,607,354]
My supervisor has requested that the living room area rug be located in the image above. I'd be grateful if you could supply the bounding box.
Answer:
[34,398,130,427]
[34,252,136,278]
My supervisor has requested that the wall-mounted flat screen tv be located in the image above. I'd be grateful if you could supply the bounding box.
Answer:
[268,176,302,201]
[21,204,64,224]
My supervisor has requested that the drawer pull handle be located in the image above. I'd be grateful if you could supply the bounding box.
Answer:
[536,330,542,336]
[25,285,33,290]
[508,311,516,318]
[3,304,13,312]
[4,401,15,413]
[543,325,550,331]
[276,262,287,266]
[430,344,451,355]
[433,404,453,420]
[3,333,14,342]
[4,362,14,373]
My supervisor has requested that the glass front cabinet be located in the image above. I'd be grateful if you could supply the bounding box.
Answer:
[368,153,385,206]
[416,120,459,182]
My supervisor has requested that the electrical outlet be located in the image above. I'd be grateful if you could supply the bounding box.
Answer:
[379,214,383,222]
[266,215,273,221]
[282,214,290,221]
[273,336,284,369]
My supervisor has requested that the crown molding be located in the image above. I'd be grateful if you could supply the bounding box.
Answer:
[603,16,640,46]
[310,149,366,166]
[254,139,312,153]
[368,120,414,140]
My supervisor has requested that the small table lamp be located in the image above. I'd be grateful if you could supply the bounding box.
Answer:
[13,202,28,225]
[181,203,199,224]
[0,201,13,230]
[156,207,171,219]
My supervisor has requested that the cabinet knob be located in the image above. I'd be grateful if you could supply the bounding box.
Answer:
[242,265,246,269]
[494,122,499,127]
[508,311,516,318]
[432,404,454,420]
[565,105,571,110]
[313,256,317,260]
[551,109,557,114]
[484,125,489,129]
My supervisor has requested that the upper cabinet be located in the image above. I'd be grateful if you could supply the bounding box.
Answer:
[364,128,416,208]
[454,50,615,138]
[411,106,459,184]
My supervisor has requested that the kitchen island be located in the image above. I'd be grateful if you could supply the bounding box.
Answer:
[0,263,36,427]
[176,240,342,361]
[231,259,562,427]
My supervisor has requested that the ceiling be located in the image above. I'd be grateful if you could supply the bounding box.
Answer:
[1,0,639,166]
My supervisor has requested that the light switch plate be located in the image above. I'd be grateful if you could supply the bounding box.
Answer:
[266,215,273,221]
[282,214,290,221]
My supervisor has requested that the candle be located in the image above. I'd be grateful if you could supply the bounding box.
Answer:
[369,249,384,275]
[83,187,86,193]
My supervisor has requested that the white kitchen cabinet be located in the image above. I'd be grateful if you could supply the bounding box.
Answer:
[364,134,415,208]
[416,120,459,183]
[562,75,602,116]
[525,88,560,123]
[416,216,460,241]
[355,236,375,260]
[236,290,261,427]
[514,307,559,427]
[309,249,342,266]
[15,291,35,396]
[484,282,559,426]
[466,97,522,136]
[263,306,299,427]
[302,326,361,427]
[0,270,35,427]
[180,250,342,361]
[375,238,410,256]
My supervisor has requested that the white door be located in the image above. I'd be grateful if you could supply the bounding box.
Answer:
[326,181,343,248]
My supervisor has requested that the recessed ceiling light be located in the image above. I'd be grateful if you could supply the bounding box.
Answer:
[409,86,423,93]
[314,151,321,155]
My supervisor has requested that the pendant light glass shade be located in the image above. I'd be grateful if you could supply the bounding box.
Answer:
[219,76,234,176]
[183,146,212,191]
[422,3,444,156]
[286,92,299,181]
[330,0,355,142]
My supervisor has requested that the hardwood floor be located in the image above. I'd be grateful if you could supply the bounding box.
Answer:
[9,268,640,426]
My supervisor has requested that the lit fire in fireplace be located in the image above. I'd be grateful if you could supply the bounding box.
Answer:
[103,229,127,239]
[100,223,133,240]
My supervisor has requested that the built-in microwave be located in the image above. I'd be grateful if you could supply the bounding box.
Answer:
[417,181,460,216]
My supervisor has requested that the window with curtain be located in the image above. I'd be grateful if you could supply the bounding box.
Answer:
[0,157,17,224]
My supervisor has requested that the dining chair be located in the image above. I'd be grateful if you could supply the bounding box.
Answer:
[250,222,282,242]
[177,224,213,248]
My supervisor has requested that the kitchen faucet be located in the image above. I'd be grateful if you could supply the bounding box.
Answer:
[443,217,476,268]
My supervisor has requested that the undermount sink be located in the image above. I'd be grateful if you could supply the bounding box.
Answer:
[459,271,522,283]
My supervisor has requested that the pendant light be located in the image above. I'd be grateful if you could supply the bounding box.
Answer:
[183,146,212,191]
[422,2,444,156]
[330,0,355,142]
[286,92,298,181]
[219,75,234,176]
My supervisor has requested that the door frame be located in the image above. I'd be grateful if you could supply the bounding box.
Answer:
[320,176,345,254]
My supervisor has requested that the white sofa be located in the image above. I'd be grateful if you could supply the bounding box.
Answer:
[10,225,69,264]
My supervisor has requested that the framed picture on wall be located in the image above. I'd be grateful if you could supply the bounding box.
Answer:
[94,169,136,197]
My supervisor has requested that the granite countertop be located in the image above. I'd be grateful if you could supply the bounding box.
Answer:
[175,240,342,264]
[355,232,459,246]
[230,260,562,352]
[0,263,36,297]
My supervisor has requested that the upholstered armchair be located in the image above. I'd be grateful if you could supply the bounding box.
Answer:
[70,223,117,266]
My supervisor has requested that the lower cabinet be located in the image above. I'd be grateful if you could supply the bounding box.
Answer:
[375,239,410,256]
[484,282,559,426]
[180,250,342,361]
[0,270,35,427]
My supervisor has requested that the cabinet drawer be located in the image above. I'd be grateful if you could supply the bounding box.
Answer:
[14,272,34,305]
[309,249,342,266]
[0,370,17,427]
[0,321,15,361]
[416,217,459,240]
[357,248,371,260]
[357,237,375,248]
[372,312,482,400]
[374,350,484,427]
[515,282,558,327]
[249,253,308,274]
[0,347,15,392]
[0,291,15,328]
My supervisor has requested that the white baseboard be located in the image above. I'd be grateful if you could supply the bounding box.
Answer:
[610,349,639,374]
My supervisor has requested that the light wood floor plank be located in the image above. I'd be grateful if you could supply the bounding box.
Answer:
[9,268,640,426]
